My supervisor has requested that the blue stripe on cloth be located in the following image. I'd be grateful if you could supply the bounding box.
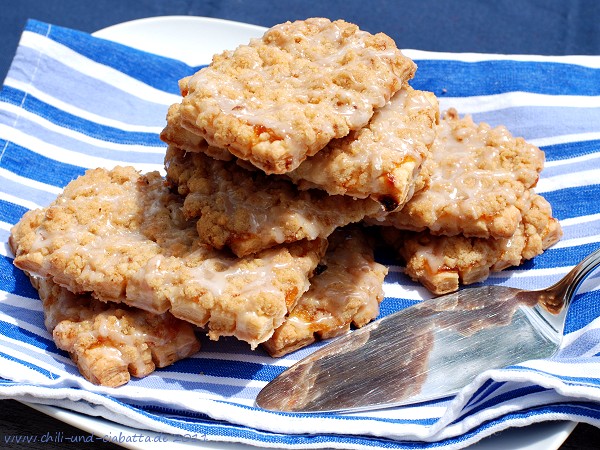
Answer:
[167,357,285,383]
[25,20,202,96]
[541,185,600,221]
[378,297,420,318]
[0,304,45,335]
[464,380,505,409]
[558,218,600,242]
[129,403,215,422]
[0,199,30,226]
[542,140,600,162]
[211,399,444,426]
[101,399,439,448]
[453,384,550,424]
[564,289,600,334]
[503,365,600,388]
[0,86,165,146]
[558,327,600,358]
[0,140,85,188]
[137,402,438,448]
[0,321,55,352]
[412,59,600,97]
[0,255,39,299]
[0,109,165,164]
[0,350,58,380]
[518,243,600,271]
[7,48,173,127]
[132,377,259,401]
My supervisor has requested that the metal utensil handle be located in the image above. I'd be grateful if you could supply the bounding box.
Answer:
[548,248,600,305]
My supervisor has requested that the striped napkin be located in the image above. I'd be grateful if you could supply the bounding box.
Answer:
[1,19,600,449]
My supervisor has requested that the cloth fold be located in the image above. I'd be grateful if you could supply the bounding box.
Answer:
[1,19,600,449]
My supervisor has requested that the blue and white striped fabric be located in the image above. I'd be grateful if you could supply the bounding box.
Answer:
[1,19,600,449]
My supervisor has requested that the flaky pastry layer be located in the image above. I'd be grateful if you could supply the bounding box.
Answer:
[263,226,387,357]
[164,146,381,257]
[382,190,562,295]
[286,86,438,211]
[371,109,545,239]
[10,167,325,348]
[29,276,200,387]
[179,18,416,174]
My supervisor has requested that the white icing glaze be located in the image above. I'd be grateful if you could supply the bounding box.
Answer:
[288,87,436,200]
[421,117,536,229]
[187,18,405,161]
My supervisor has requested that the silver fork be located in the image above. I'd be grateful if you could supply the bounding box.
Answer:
[257,248,600,413]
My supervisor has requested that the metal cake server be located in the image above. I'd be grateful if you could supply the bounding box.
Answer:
[256,248,600,413]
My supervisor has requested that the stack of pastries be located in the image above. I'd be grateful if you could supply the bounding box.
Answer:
[9,18,561,386]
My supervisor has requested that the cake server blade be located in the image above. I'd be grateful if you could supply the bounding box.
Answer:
[255,249,600,413]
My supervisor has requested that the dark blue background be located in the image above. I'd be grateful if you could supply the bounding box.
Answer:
[2,0,600,84]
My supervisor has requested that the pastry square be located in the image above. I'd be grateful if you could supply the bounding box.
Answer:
[263,226,388,357]
[10,167,326,348]
[161,103,234,162]
[162,86,436,212]
[178,18,416,174]
[381,190,563,295]
[28,276,200,387]
[285,86,438,211]
[164,146,381,257]
[371,109,545,239]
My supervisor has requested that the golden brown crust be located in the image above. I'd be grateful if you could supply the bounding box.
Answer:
[285,86,438,211]
[163,86,437,212]
[160,104,234,161]
[10,167,326,348]
[263,226,388,357]
[179,18,416,174]
[164,146,381,257]
[371,109,545,239]
[382,190,563,295]
[29,276,200,387]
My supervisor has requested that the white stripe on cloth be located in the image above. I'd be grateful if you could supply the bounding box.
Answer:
[531,132,600,147]
[0,191,44,210]
[404,49,600,68]
[0,124,163,173]
[438,91,600,114]
[0,102,167,154]
[3,79,166,133]
[0,167,63,195]
[18,30,180,107]
[536,168,600,193]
